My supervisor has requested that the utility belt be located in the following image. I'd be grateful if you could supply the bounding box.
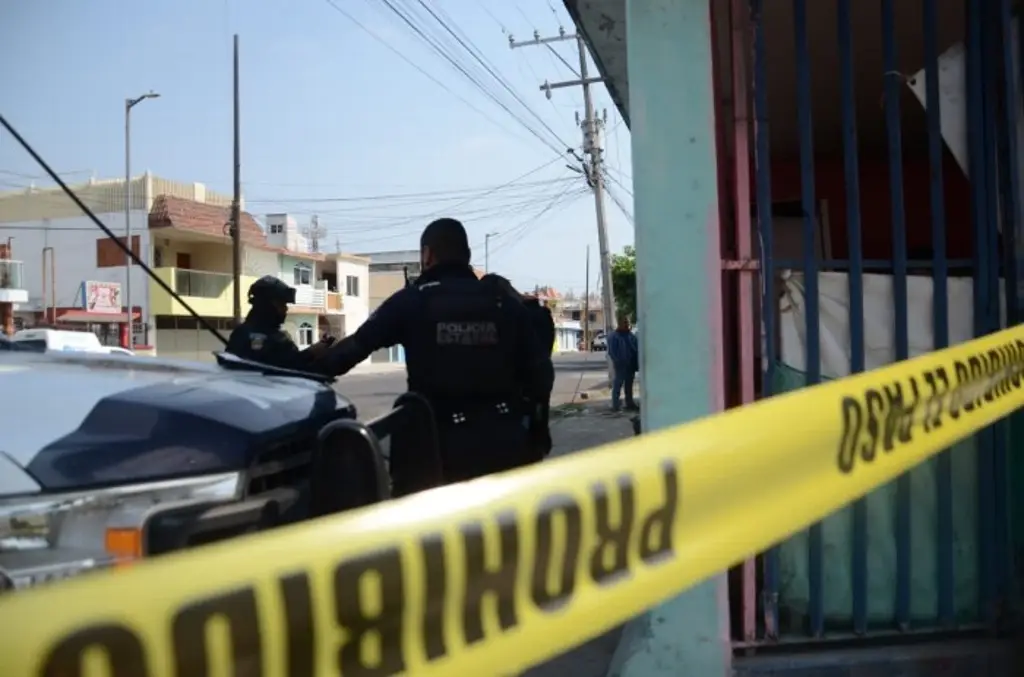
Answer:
[427,396,525,427]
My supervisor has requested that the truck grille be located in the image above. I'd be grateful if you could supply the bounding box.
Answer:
[245,436,314,497]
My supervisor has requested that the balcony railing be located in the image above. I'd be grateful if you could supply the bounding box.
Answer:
[174,268,232,299]
[293,285,325,309]
[150,267,258,317]
[0,260,25,290]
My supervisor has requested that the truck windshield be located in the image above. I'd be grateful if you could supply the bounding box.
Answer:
[12,340,47,351]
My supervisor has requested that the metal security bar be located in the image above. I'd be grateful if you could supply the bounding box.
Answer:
[735,0,1018,646]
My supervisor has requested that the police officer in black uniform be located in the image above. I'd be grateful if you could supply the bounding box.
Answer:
[481,274,556,459]
[320,218,554,490]
[226,275,332,372]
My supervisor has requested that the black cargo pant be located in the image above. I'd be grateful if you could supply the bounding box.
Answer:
[437,408,531,484]
[527,398,552,460]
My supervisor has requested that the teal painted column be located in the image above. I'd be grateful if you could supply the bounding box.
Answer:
[606,0,731,676]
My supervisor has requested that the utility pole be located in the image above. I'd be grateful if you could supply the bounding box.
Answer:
[305,215,326,253]
[584,245,592,349]
[230,34,243,325]
[125,89,160,348]
[484,231,498,273]
[510,28,617,345]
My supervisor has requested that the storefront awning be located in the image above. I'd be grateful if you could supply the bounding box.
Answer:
[56,310,139,323]
[563,0,629,126]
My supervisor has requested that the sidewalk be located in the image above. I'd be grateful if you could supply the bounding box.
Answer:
[522,399,637,677]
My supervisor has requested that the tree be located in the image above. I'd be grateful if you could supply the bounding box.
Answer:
[610,245,636,322]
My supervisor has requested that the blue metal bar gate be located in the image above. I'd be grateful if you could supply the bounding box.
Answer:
[743,0,1020,645]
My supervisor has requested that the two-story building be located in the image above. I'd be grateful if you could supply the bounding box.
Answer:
[558,298,603,352]
[0,239,29,336]
[0,174,370,362]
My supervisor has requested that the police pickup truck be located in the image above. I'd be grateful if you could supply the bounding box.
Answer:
[0,349,366,593]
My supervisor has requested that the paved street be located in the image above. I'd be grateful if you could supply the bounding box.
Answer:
[336,351,609,421]
[523,401,637,677]
[336,355,631,677]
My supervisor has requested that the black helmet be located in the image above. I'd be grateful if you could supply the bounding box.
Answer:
[247,275,296,306]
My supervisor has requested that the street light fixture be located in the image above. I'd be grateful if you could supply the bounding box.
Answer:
[484,231,499,274]
[124,90,160,348]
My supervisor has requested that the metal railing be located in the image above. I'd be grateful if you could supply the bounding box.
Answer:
[0,260,24,290]
[721,0,1016,647]
[293,285,326,309]
[173,268,232,299]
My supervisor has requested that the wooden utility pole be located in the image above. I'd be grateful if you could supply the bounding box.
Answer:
[230,34,243,325]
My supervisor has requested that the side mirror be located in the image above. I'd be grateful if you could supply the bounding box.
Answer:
[310,420,390,517]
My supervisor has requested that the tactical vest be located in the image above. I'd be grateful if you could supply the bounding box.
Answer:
[406,278,520,406]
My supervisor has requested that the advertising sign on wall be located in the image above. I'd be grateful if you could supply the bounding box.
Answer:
[81,281,122,314]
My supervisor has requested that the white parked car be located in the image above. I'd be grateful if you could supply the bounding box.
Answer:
[591,332,607,351]
[10,329,134,356]
[11,329,107,354]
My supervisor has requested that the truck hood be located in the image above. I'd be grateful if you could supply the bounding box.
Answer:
[0,352,355,493]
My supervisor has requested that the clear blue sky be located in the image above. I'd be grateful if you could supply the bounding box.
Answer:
[0,0,633,296]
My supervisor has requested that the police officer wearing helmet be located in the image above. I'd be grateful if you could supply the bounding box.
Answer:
[225,275,333,372]
[320,218,554,490]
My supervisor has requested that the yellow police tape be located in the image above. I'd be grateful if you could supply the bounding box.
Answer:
[3,326,1024,677]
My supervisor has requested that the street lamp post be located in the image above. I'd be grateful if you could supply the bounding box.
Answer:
[124,90,160,348]
[484,231,499,273]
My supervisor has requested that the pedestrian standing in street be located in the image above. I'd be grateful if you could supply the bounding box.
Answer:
[607,314,639,412]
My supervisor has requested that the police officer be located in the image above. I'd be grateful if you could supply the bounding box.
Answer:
[481,274,555,460]
[320,218,554,491]
[226,275,332,372]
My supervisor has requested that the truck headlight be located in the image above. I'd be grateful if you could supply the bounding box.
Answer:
[0,473,241,592]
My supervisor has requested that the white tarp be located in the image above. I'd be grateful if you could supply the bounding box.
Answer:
[773,271,986,623]
[779,270,981,376]
[906,17,1024,204]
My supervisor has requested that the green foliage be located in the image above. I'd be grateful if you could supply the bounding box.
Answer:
[611,245,636,322]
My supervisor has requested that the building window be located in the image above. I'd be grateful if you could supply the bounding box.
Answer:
[293,263,312,286]
[345,275,360,297]
[571,310,581,321]
[297,322,314,347]
[270,223,283,234]
[96,235,140,268]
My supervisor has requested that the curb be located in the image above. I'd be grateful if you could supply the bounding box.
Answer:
[348,362,406,375]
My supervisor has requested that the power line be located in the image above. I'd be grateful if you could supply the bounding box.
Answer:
[246,177,571,204]
[374,0,571,157]
[322,0,531,145]
[331,179,585,242]
[604,183,634,227]
[602,168,633,197]
[410,0,573,151]
[484,182,588,258]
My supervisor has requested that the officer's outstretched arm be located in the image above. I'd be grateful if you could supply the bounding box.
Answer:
[511,303,555,400]
[224,326,252,360]
[319,289,409,376]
